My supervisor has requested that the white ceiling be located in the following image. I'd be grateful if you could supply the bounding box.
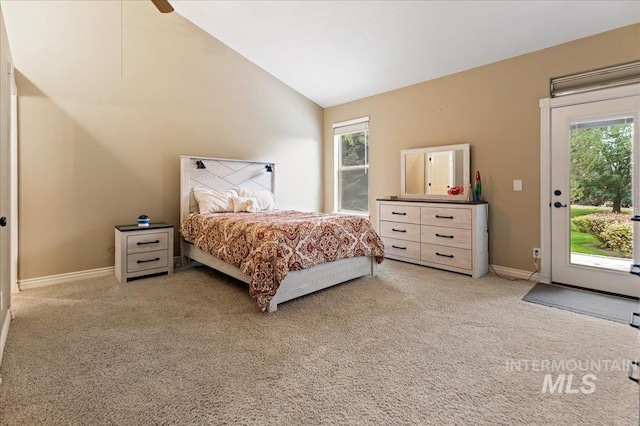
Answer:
[170,1,640,107]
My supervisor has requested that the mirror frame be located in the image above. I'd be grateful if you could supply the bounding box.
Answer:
[400,143,470,200]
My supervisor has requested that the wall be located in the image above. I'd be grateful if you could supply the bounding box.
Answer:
[324,24,640,272]
[2,1,323,279]
[0,4,13,361]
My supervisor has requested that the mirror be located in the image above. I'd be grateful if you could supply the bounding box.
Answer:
[400,143,470,200]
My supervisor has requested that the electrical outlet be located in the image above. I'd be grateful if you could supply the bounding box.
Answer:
[533,248,541,259]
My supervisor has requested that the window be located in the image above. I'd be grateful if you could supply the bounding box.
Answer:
[334,117,369,214]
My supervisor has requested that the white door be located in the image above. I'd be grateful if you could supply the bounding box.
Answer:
[551,95,640,297]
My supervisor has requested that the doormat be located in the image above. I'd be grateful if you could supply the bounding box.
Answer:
[522,283,638,324]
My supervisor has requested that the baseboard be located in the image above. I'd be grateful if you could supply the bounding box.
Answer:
[18,266,115,290]
[0,308,11,381]
[490,264,539,281]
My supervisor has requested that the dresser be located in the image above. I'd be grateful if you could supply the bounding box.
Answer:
[115,223,174,283]
[377,199,488,278]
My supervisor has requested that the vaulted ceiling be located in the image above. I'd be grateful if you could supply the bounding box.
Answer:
[170,1,640,107]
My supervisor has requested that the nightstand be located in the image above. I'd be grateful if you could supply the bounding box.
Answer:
[115,223,174,283]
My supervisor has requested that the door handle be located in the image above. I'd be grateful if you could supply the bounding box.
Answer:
[0,217,6,227]
[631,264,640,276]
[553,202,567,208]
[632,215,640,222]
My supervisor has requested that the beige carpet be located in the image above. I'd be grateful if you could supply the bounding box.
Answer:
[0,260,637,425]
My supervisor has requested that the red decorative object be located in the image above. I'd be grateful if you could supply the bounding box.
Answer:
[447,186,464,195]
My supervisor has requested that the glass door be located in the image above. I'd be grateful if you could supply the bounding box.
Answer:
[551,95,640,297]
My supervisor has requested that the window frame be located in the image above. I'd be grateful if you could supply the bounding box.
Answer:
[333,117,370,216]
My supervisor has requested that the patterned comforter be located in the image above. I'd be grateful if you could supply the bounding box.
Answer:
[180,210,385,310]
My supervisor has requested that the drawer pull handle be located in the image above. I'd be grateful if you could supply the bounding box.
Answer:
[631,312,640,329]
[435,233,454,239]
[435,252,454,258]
[392,212,407,216]
[137,240,160,246]
[392,228,407,233]
[137,257,160,264]
[629,361,640,383]
[392,245,407,250]
[435,215,454,219]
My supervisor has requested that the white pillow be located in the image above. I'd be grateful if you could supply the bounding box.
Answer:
[231,196,259,213]
[193,188,238,213]
[236,188,275,211]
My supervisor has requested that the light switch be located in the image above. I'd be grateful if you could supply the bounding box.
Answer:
[513,180,523,191]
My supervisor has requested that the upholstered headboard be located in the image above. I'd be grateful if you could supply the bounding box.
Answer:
[179,156,276,224]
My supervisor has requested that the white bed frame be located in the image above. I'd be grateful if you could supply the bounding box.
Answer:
[179,156,377,312]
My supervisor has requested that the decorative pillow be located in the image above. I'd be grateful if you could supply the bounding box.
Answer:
[232,196,259,213]
[236,188,275,211]
[193,188,238,214]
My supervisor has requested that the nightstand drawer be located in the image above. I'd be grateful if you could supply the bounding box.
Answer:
[127,232,169,254]
[380,221,421,242]
[127,250,169,273]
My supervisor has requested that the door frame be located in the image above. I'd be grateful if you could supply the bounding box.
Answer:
[539,83,640,285]
[9,64,17,294]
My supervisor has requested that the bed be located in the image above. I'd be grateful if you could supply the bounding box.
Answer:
[179,156,384,312]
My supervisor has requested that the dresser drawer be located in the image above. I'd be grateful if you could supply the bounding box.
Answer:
[421,243,472,270]
[127,250,169,273]
[127,232,169,254]
[380,221,421,242]
[382,237,421,260]
[380,204,421,224]
[421,207,472,229]
[421,225,471,249]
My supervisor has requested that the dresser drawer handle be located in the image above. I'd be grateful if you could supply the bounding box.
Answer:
[631,312,640,329]
[435,215,454,219]
[137,257,160,264]
[435,252,454,258]
[435,233,454,239]
[392,211,407,216]
[137,240,160,246]
[629,361,640,383]
[391,228,407,233]
[392,245,407,250]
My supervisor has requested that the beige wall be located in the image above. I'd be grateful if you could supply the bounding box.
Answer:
[0,5,13,341]
[324,24,640,272]
[3,1,323,279]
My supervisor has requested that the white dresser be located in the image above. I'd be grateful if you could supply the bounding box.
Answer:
[377,199,488,278]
